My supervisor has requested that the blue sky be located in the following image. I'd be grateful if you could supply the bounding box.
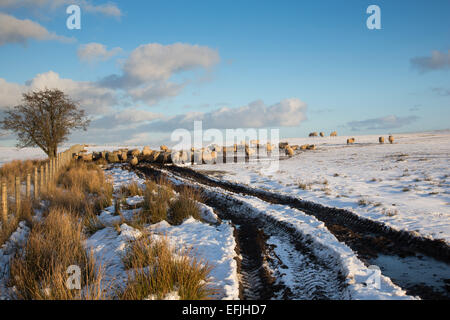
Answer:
[0,0,449,145]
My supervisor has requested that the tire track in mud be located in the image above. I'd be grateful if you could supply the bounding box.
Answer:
[135,163,450,300]
[134,164,348,300]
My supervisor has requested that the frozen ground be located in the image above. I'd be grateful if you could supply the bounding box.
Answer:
[195,131,450,244]
[87,166,239,299]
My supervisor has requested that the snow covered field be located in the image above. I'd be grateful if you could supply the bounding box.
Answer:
[88,166,239,300]
[195,131,450,244]
[0,131,448,299]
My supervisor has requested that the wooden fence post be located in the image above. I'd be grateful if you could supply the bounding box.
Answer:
[40,165,44,192]
[49,158,53,181]
[15,176,20,214]
[45,162,49,186]
[1,179,7,222]
[34,167,38,199]
[26,173,31,198]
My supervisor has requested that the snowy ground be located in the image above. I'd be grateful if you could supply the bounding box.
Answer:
[87,166,239,299]
[194,131,450,244]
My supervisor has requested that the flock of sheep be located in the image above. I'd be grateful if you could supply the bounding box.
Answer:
[308,131,395,145]
[74,132,396,166]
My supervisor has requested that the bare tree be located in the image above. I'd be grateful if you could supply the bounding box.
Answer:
[0,89,90,158]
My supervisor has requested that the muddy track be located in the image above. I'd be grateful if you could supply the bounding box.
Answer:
[133,164,347,300]
[134,163,450,300]
[150,163,450,264]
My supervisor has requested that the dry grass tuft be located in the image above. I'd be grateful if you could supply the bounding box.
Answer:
[41,162,113,215]
[297,180,312,190]
[0,198,34,245]
[0,159,46,190]
[121,236,213,300]
[168,186,203,225]
[120,181,143,197]
[136,179,173,225]
[9,207,105,300]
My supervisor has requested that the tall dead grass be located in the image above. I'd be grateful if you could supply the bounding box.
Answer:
[42,162,113,215]
[136,179,174,225]
[9,207,105,300]
[0,198,34,245]
[168,186,203,225]
[120,181,143,197]
[121,236,213,300]
[0,159,46,190]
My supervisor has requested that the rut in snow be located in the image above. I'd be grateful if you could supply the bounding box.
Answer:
[135,164,348,300]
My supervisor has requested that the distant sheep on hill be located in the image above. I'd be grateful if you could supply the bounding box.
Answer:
[389,135,394,144]
[309,132,318,137]
[330,131,337,137]
[379,137,385,144]
[347,138,355,144]
[285,146,294,156]
[142,146,152,156]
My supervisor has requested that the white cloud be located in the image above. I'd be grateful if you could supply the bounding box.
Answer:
[0,78,25,108]
[62,98,307,145]
[123,43,220,82]
[145,98,308,132]
[100,43,220,106]
[347,115,419,131]
[77,42,122,63]
[0,71,117,115]
[0,12,72,46]
[83,2,122,17]
[91,108,162,129]
[411,50,450,73]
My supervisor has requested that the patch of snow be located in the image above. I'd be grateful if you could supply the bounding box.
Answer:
[148,218,239,300]
[0,222,30,299]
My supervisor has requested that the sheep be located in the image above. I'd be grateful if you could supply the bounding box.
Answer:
[245,146,255,156]
[389,135,394,144]
[130,156,138,166]
[330,131,337,137]
[347,138,355,144]
[266,143,273,152]
[202,152,214,164]
[279,142,289,149]
[120,151,127,161]
[106,152,120,163]
[307,144,316,150]
[309,132,318,137]
[285,146,294,156]
[81,153,93,161]
[300,144,308,150]
[160,145,169,152]
[180,150,189,163]
[128,149,140,157]
[142,146,152,156]
[291,145,299,150]
[151,151,160,162]
[379,136,385,144]
[320,132,324,137]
